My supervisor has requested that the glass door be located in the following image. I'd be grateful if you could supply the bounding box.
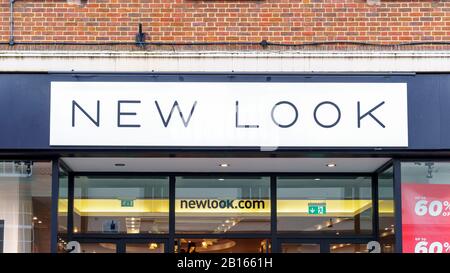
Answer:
[174,238,271,253]
[278,239,326,253]
[123,239,166,253]
[328,243,369,253]
[278,240,372,253]
[74,239,167,253]
[280,242,321,253]
[77,239,119,253]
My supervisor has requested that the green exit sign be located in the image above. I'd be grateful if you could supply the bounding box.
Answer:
[121,199,134,207]
[308,203,326,215]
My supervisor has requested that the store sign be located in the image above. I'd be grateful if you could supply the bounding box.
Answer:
[50,82,408,147]
[402,184,450,253]
[178,199,268,213]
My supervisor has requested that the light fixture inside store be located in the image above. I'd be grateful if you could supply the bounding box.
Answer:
[219,163,229,168]
[33,216,38,220]
[218,178,225,181]
[314,178,321,181]
[215,218,240,233]
[149,243,158,250]
[126,217,141,234]
[326,163,337,168]
[201,240,214,249]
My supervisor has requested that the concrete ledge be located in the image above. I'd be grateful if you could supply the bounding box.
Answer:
[0,50,449,72]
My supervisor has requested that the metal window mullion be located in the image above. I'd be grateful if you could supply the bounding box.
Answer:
[117,239,126,253]
[67,173,75,242]
[50,159,60,253]
[393,159,403,253]
[372,172,380,241]
[168,175,176,253]
[320,241,330,253]
[270,175,278,253]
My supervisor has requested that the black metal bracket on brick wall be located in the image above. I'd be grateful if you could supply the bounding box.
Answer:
[260,39,269,49]
[9,0,15,46]
[135,23,146,48]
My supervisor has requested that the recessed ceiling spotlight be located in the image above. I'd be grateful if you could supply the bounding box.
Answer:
[326,163,337,168]
[114,163,126,167]
[218,178,225,181]
[314,178,321,181]
[219,163,229,168]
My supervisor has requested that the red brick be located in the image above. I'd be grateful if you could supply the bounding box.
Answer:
[0,0,448,49]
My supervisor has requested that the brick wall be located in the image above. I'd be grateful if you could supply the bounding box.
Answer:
[0,0,449,50]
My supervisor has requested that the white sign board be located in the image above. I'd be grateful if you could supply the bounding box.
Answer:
[50,82,408,147]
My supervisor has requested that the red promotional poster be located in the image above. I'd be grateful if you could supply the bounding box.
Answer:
[402,183,450,253]
[403,224,450,253]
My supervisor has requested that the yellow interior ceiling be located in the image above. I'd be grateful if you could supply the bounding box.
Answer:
[58,199,394,217]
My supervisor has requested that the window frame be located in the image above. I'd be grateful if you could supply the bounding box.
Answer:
[59,171,380,253]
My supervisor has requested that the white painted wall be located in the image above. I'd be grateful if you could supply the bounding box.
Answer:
[0,51,449,72]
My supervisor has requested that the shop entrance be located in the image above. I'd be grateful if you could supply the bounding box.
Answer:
[278,239,373,253]
[74,238,167,253]
[57,157,395,253]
